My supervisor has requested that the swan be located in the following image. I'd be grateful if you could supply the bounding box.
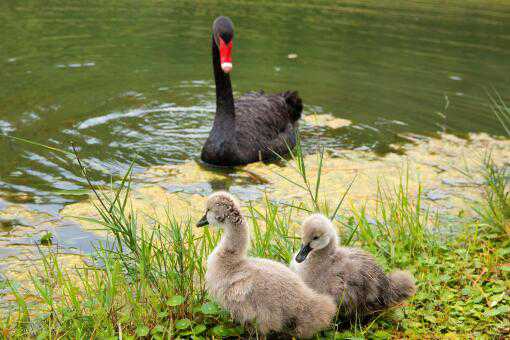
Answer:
[197,192,335,338]
[290,214,416,320]
[200,16,303,166]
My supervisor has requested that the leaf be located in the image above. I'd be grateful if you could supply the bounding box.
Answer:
[151,324,165,334]
[175,318,191,330]
[212,325,227,336]
[424,315,437,324]
[193,324,207,335]
[36,332,48,340]
[461,287,471,296]
[178,330,194,336]
[6,136,72,155]
[200,302,219,315]
[39,232,53,246]
[499,263,510,271]
[373,330,391,339]
[167,295,185,307]
[488,293,504,307]
[334,331,355,339]
[53,189,90,196]
[135,325,149,337]
[212,325,240,337]
[496,247,510,257]
[484,305,510,317]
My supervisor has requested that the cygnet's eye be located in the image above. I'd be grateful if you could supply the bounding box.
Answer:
[313,236,319,240]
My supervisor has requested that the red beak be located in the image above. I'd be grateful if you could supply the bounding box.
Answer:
[219,37,233,73]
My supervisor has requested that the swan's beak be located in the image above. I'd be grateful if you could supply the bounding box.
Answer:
[295,244,312,263]
[219,37,233,74]
[196,214,209,227]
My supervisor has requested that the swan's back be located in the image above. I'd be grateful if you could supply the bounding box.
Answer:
[202,91,303,165]
[235,90,302,123]
[296,246,414,318]
[332,248,392,310]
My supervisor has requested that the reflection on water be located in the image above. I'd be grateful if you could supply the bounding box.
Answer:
[0,0,509,255]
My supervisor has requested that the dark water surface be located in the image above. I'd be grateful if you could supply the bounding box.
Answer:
[1,0,509,209]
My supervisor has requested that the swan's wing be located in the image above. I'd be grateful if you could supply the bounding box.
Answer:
[255,121,297,160]
[234,94,297,139]
[226,271,255,303]
[235,91,298,125]
[229,91,302,162]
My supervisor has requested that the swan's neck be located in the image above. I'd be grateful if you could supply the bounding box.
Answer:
[212,36,235,118]
[217,221,249,258]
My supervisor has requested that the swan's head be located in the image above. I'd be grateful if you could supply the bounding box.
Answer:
[196,191,242,228]
[212,16,234,73]
[295,214,338,263]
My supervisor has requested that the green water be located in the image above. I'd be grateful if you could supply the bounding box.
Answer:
[0,0,509,209]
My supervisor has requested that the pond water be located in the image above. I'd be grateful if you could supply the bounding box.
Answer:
[0,0,509,210]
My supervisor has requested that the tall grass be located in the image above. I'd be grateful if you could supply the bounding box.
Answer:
[273,139,435,265]
[351,179,437,267]
[248,195,299,262]
[473,155,510,238]
[0,134,488,339]
[489,89,510,136]
[476,91,510,237]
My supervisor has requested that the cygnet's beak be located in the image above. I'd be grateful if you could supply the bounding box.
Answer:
[295,243,312,263]
[196,214,209,227]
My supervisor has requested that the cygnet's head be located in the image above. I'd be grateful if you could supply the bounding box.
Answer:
[196,191,242,228]
[295,214,338,263]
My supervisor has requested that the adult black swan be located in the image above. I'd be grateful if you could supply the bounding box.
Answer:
[200,16,303,166]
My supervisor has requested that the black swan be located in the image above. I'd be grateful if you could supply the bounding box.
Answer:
[200,16,303,166]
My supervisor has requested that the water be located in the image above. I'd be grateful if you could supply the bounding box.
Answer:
[0,0,509,209]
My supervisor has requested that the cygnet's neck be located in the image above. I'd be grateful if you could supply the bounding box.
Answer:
[217,219,249,258]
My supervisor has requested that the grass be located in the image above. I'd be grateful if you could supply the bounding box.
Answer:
[1,136,509,339]
[473,156,510,238]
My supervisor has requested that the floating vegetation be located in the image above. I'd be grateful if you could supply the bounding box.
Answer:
[303,113,352,129]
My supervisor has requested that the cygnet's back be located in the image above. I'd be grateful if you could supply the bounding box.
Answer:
[292,214,416,320]
[207,256,336,337]
[198,193,336,338]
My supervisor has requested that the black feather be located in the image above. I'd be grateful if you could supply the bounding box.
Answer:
[201,17,303,166]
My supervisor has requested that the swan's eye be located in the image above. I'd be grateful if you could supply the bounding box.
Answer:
[313,236,319,240]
